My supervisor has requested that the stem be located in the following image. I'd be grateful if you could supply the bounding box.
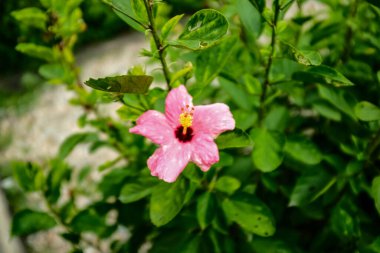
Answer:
[143,0,172,90]
[259,0,280,124]
[341,0,359,63]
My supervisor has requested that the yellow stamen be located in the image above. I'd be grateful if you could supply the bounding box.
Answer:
[179,105,194,135]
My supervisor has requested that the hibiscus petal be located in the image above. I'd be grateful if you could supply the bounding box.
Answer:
[190,134,219,172]
[130,110,174,145]
[147,143,191,183]
[165,85,193,128]
[193,103,235,137]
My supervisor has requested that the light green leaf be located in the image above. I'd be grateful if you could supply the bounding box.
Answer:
[222,193,275,236]
[12,209,56,236]
[251,128,285,172]
[131,0,148,22]
[111,0,146,32]
[119,177,159,204]
[170,63,193,87]
[355,101,380,121]
[161,14,184,40]
[58,132,98,160]
[215,176,241,195]
[236,0,261,38]
[197,192,216,229]
[283,42,322,66]
[16,43,54,62]
[306,65,353,86]
[284,136,322,165]
[12,162,43,192]
[372,176,380,216]
[176,9,228,49]
[289,167,335,206]
[11,7,48,30]
[150,178,187,226]
[216,129,251,150]
[85,75,153,93]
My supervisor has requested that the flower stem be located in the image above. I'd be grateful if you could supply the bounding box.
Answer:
[259,0,280,124]
[143,0,172,90]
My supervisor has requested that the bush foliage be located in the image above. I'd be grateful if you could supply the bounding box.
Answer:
[7,0,380,252]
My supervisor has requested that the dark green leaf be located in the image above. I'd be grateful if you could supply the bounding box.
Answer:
[219,76,253,110]
[12,162,43,192]
[331,205,360,238]
[312,101,342,121]
[196,191,216,229]
[12,209,56,236]
[251,128,285,172]
[284,136,322,165]
[70,209,112,237]
[175,9,228,50]
[58,132,98,159]
[216,129,252,149]
[355,101,380,121]
[215,176,241,195]
[222,194,275,236]
[119,177,159,204]
[195,37,237,86]
[46,159,71,203]
[85,75,153,93]
[150,178,187,226]
[372,176,380,215]
[306,65,353,86]
[318,85,357,119]
[289,167,335,206]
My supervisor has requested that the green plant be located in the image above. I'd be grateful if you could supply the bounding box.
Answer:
[8,0,380,252]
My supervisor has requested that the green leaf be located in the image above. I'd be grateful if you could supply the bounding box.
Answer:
[222,193,275,236]
[176,9,228,49]
[289,167,335,206]
[58,132,98,160]
[355,101,380,121]
[306,65,353,86]
[12,209,56,236]
[219,76,253,110]
[150,178,187,226]
[119,177,159,204]
[372,176,380,216]
[215,176,241,195]
[16,43,54,62]
[12,162,42,192]
[216,129,252,150]
[366,0,380,9]
[131,0,148,23]
[312,101,342,121]
[331,205,360,238]
[250,237,294,253]
[318,85,357,119]
[39,64,68,84]
[251,128,285,172]
[46,159,71,203]
[283,42,322,66]
[11,7,48,30]
[197,192,216,229]
[236,0,261,38]
[70,209,110,237]
[195,37,237,86]
[161,14,184,40]
[111,0,146,32]
[170,63,193,87]
[85,75,153,93]
[284,136,322,165]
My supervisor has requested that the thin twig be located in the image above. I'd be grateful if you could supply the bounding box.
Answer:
[143,0,172,90]
[259,0,280,124]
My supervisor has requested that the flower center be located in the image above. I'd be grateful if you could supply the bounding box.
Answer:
[175,105,194,142]
[179,105,194,135]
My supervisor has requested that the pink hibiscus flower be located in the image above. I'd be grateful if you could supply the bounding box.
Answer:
[129,85,235,183]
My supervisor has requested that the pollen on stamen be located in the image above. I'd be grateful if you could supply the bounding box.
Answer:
[179,104,194,135]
